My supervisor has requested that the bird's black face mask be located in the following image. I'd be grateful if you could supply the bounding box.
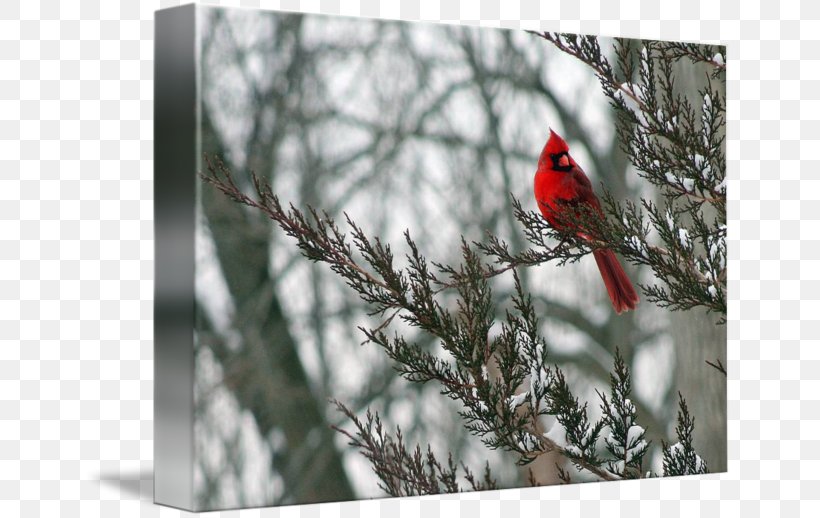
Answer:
[550,152,572,172]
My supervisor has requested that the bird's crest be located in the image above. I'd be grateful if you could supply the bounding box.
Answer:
[545,128,569,155]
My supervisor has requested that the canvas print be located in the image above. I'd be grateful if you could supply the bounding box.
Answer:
[155,5,726,511]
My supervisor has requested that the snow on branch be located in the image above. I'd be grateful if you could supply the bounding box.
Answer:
[200,157,711,490]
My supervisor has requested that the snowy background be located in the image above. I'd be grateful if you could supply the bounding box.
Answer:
[192,6,724,510]
[1,0,813,516]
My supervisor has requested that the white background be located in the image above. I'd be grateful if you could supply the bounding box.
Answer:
[0,0,813,516]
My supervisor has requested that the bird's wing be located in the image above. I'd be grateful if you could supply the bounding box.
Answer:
[570,166,603,213]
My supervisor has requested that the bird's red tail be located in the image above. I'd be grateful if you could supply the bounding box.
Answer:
[592,249,639,314]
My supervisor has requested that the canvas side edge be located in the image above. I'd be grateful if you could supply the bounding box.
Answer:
[154,4,197,511]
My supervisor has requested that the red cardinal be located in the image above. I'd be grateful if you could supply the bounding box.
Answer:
[534,129,639,314]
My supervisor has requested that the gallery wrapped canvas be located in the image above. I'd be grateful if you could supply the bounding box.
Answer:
[155,4,726,511]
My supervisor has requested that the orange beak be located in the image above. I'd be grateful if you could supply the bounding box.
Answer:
[558,155,570,168]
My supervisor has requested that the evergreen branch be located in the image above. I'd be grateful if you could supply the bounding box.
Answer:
[665,42,727,77]
[661,394,708,476]
[202,156,711,481]
[331,400,497,496]
[202,95,711,490]
[199,26,721,498]
[597,349,650,479]
[527,31,649,113]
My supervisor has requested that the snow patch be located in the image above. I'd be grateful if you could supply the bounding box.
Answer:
[667,442,707,474]
[543,421,569,449]
[508,391,528,411]
[678,228,689,248]
[693,153,712,181]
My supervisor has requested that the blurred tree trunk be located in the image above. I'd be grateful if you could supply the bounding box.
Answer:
[198,107,355,504]
[668,310,727,472]
[664,58,727,473]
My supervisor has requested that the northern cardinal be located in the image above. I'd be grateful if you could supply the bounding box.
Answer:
[534,129,639,314]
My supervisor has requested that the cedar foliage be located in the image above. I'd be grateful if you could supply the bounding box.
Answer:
[200,31,725,495]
